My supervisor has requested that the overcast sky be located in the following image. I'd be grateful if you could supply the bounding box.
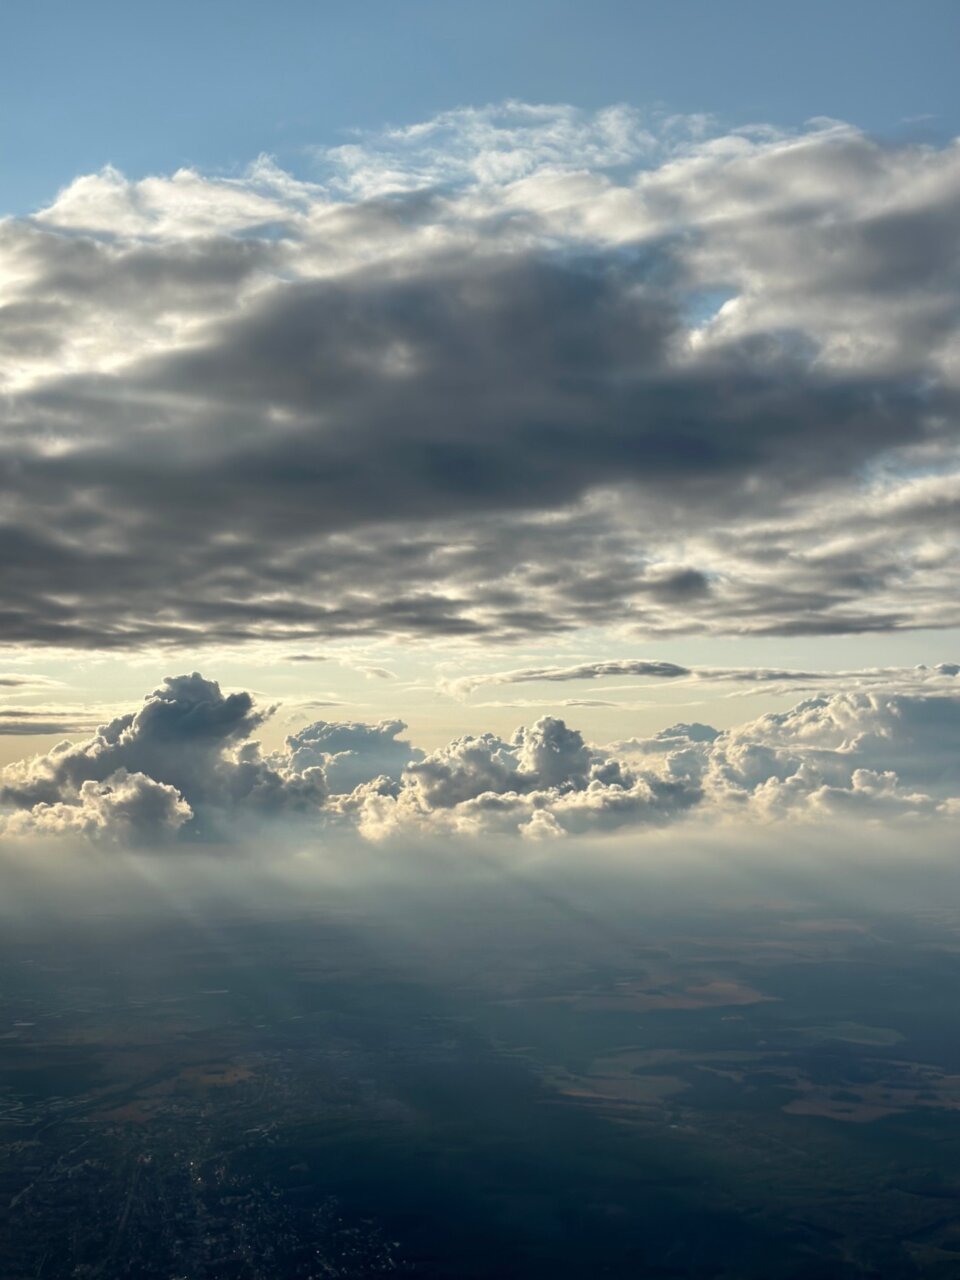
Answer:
[0,3,958,846]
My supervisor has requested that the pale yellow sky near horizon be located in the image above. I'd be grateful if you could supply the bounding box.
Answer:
[2,624,957,771]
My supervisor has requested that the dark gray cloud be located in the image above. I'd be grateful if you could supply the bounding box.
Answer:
[0,113,958,648]
[0,708,101,736]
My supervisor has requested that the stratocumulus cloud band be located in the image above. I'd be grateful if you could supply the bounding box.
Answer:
[1,105,959,650]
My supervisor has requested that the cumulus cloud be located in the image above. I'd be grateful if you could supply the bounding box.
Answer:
[282,718,422,794]
[3,769,193,843]
[327,713,683,841]
[1,106,959,648]
[399,716,603,809]
[2,672,960,845]
[0,673,326,843]
[382,692,960,840]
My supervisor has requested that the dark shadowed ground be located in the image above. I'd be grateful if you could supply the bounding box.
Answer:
[3,838,960,1278]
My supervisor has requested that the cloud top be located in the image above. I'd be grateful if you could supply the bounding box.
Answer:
[2,671,959,845]
[0,673,326,842]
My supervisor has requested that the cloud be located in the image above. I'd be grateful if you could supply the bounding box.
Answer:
[0,107,958,649]
[0,673,326,842]
[342,691,960,841]
[0,707,105,736]
[282,718,423,794]
[614,723,721,753]
[689,694,960,825]
[398,715,606,809]
[0,674,61,688]
[318,102,667,198]
[2,671,960,845]
[3,769,193,843]
[442,660,690,696]
[443,660,960,697]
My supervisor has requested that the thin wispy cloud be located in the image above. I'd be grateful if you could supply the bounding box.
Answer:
[442,660,960,697]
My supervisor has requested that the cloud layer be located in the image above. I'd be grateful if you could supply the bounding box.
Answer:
[2,671,958,845]
[1,104,959,648]
[441,659,960,698]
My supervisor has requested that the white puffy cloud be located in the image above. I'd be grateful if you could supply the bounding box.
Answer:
[283,718,422,794]
[0,673,326,842]
[702,692,960,812]
[3,769,192,845]
[334,691,960,841]
[2,675,960,847]
[399,716,603,810]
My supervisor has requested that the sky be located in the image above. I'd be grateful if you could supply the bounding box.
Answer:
[4,0,959,215]
[1,2,959,848]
